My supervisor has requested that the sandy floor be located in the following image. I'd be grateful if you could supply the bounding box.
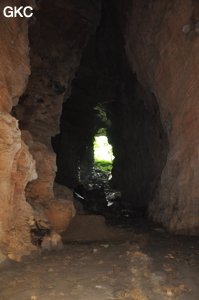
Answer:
[0,218,199,300]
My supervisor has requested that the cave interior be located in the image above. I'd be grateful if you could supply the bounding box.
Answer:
[1,0,199,298]
[0,0,199,270]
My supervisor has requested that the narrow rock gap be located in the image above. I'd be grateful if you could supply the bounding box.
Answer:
[51,0,169,227]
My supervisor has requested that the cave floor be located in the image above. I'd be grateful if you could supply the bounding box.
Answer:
[0,218,199,300]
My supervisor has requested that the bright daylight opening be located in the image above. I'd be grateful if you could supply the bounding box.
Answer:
[94,136,114,163]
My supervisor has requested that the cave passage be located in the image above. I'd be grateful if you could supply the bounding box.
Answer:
[2,0,199,298]
[9,0,169,245]
[51,0,169,220]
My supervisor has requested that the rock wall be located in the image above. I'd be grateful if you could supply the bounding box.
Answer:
[109,79,169,210]
[0,0,100,260]
[0,0,38,260]
[13,1,101,231]
[124,0,199,234]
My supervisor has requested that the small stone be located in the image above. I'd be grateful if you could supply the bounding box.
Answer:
[31,296,38,300]
[125,292,130,298]
[41,231,63,251]
[95,285,108,291]
[47,285,55,289]
[48,267,54,272]
[167,290,173,296]
[93,248,98,253]
[115,290,126,298]
[182,24,191,34]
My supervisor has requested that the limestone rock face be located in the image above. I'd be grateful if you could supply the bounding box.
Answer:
[13,1,100,240]
[13,0,101,208]
[0,0,38,260]
[0,0,35,112]
[0,115,37,261]
[123,0,199,234]
[27,144,76,232]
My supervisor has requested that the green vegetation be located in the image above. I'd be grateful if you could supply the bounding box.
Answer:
[93,135,114,175]
[94,159,112,174]
[94,136,114,162]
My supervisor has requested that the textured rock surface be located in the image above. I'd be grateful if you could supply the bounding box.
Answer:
[124,0,199,234]
[22,130,68,236]
[0,0,35,112]
[109,75,169,209]
[0,0,99,260]
[45,183,76,233]
[0,0,37,260]
[0,116,37,261]
[12,1,100,243]
[13,0,101,211]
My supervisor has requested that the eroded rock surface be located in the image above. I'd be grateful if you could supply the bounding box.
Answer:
[0,0,37,260]
[123,0,199,234]
[11,0,101,252]
[45,183,76,233]
[13,0,101,221]
[0,0,100,260]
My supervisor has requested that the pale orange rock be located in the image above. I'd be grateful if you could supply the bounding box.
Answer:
[12,1,100,243]
[45,183,76,233]
[0,0,38,260]
[124,0,199,235]
[0,115,37,260]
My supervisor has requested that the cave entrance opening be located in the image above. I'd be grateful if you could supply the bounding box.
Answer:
[94,135,114,163]
[73,131,122,218]
[93,134,114,185]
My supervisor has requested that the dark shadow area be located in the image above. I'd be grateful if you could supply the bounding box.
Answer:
[52,0,169,221]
